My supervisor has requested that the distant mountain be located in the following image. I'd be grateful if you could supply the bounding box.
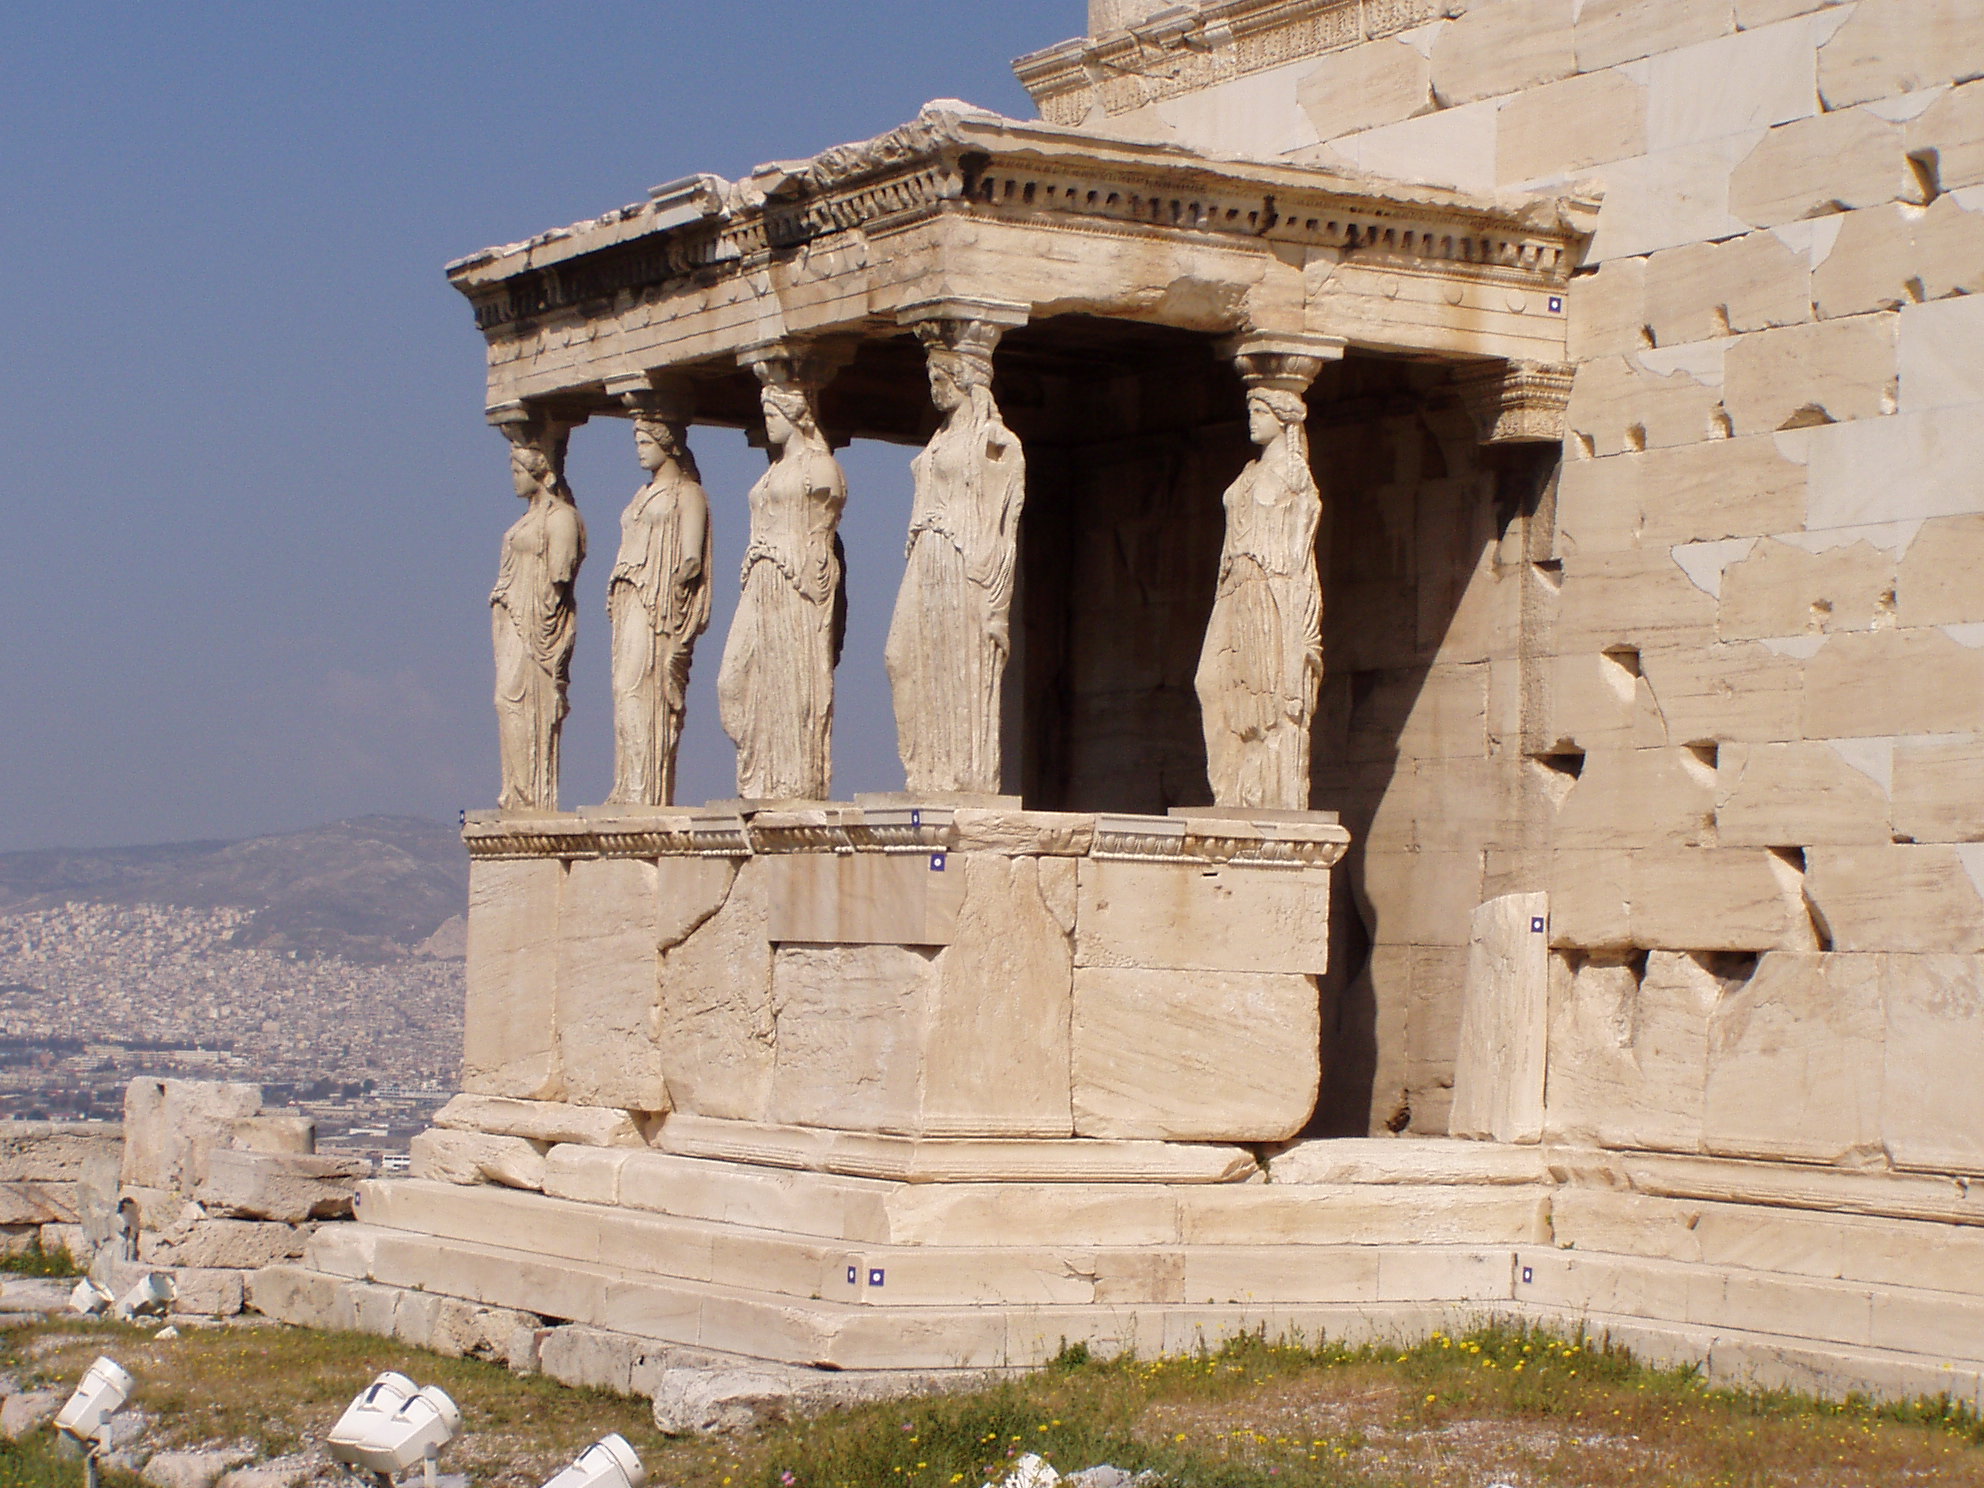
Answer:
[0,817,468,964]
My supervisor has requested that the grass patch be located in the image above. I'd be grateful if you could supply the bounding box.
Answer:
[0,1240,84,1279]
[5,1320,1984,1487]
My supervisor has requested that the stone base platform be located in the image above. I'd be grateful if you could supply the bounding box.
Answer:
[251,1137,1984,1407]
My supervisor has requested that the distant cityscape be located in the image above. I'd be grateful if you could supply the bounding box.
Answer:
[0,899,461,1162]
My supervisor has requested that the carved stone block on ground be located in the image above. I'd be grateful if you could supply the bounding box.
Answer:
[408,1130,547,1191]
[195,1149,367,1221]
[1449,893,1549,1143]
[1071,967,1319,1141]
[139,1217,309,1270]
[122,1079,262,1193]
[434,1093,647,1148]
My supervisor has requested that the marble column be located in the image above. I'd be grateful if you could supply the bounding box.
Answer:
[716,345,850,802]
[488,408,586,813]
[1194,333,1345,811]
[885,298,1031,797]
[603,376,713,808]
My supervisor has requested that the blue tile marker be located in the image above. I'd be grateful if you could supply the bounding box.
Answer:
[868,1269,886,1287]
[1531,917,1546,933]
[1547,295,1564,314]
[847,1265,858,1285]
[929,852,947,872]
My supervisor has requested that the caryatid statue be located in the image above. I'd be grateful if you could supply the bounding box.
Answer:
[490,416,586,812]
[885,302,1029,796]
[1195,335,1343,810]
[605,386,714,807]
[716,349,849,801]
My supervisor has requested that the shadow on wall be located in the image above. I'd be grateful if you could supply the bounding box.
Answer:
[1305,358,1560,1137]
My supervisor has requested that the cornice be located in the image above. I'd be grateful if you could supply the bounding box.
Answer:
[446,105,1592,338]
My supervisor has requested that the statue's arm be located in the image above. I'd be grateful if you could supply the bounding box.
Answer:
[676,481,710,583]
[547,507,584,588]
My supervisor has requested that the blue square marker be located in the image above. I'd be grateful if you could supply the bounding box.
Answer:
[1547,295,1564,314]
[910,809,922,827]
[847,1265,858,1285]
[1531,917,1546,933]
[1522,1266,1534,1284]
[868,1268,886,1287]
[929,852,947,872]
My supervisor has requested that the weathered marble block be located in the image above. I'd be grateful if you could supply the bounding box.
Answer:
[457,806,1347,1146]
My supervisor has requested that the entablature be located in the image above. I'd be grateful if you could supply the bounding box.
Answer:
[447,103,1593,418]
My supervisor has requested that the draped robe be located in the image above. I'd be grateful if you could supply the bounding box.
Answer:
[1194,439,1323,809]
[885,398,1026,795]
[717,447,846,800]
[491,496,585,811]
[607,471,713,806]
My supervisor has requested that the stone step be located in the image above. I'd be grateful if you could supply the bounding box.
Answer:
[254,1246,1984,1403]
[340,1181,1532,1307]
[266,1233,1509,1370]
[1554,1185,1984,1297]
[525,1150,1553,1246]
[1513,1245,1984,1367]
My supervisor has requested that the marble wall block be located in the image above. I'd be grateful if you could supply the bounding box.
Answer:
[1702,952,1884,1163]
[1818,0,1984,109]
[767,851,966,946]
[1075,860,1332,976]
[1729,108,1914,229]
[463,858,564,1101]
[1575,0,1732,73]
[1908,81,1984,194]
[1071,967,1321,1141]
[1642,233,1811,348]
[554,857,668,1114]
[1568,257,1650,363]
[1712,741,1893,847]
[1428,0,1576,108]
[1555,436,1807,554]
[1896,297,1984,418]
[768,945,934,1133]
[1883,953,1984,1173]
[919,854,1075,1138]
[1715,538,1895,642]
[1891,735,1984,843]
[1544,949,1720,1152]
[654,857,775,1122]
[1294,38,1434,144]
[1449,893,1550,1143]
[1805,846,1984,954]
[1803,630,1984,738]
[1722,314,1897,436]
[1549,748,1718,851]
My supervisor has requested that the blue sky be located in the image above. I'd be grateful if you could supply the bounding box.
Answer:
[0,2,1080,850]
